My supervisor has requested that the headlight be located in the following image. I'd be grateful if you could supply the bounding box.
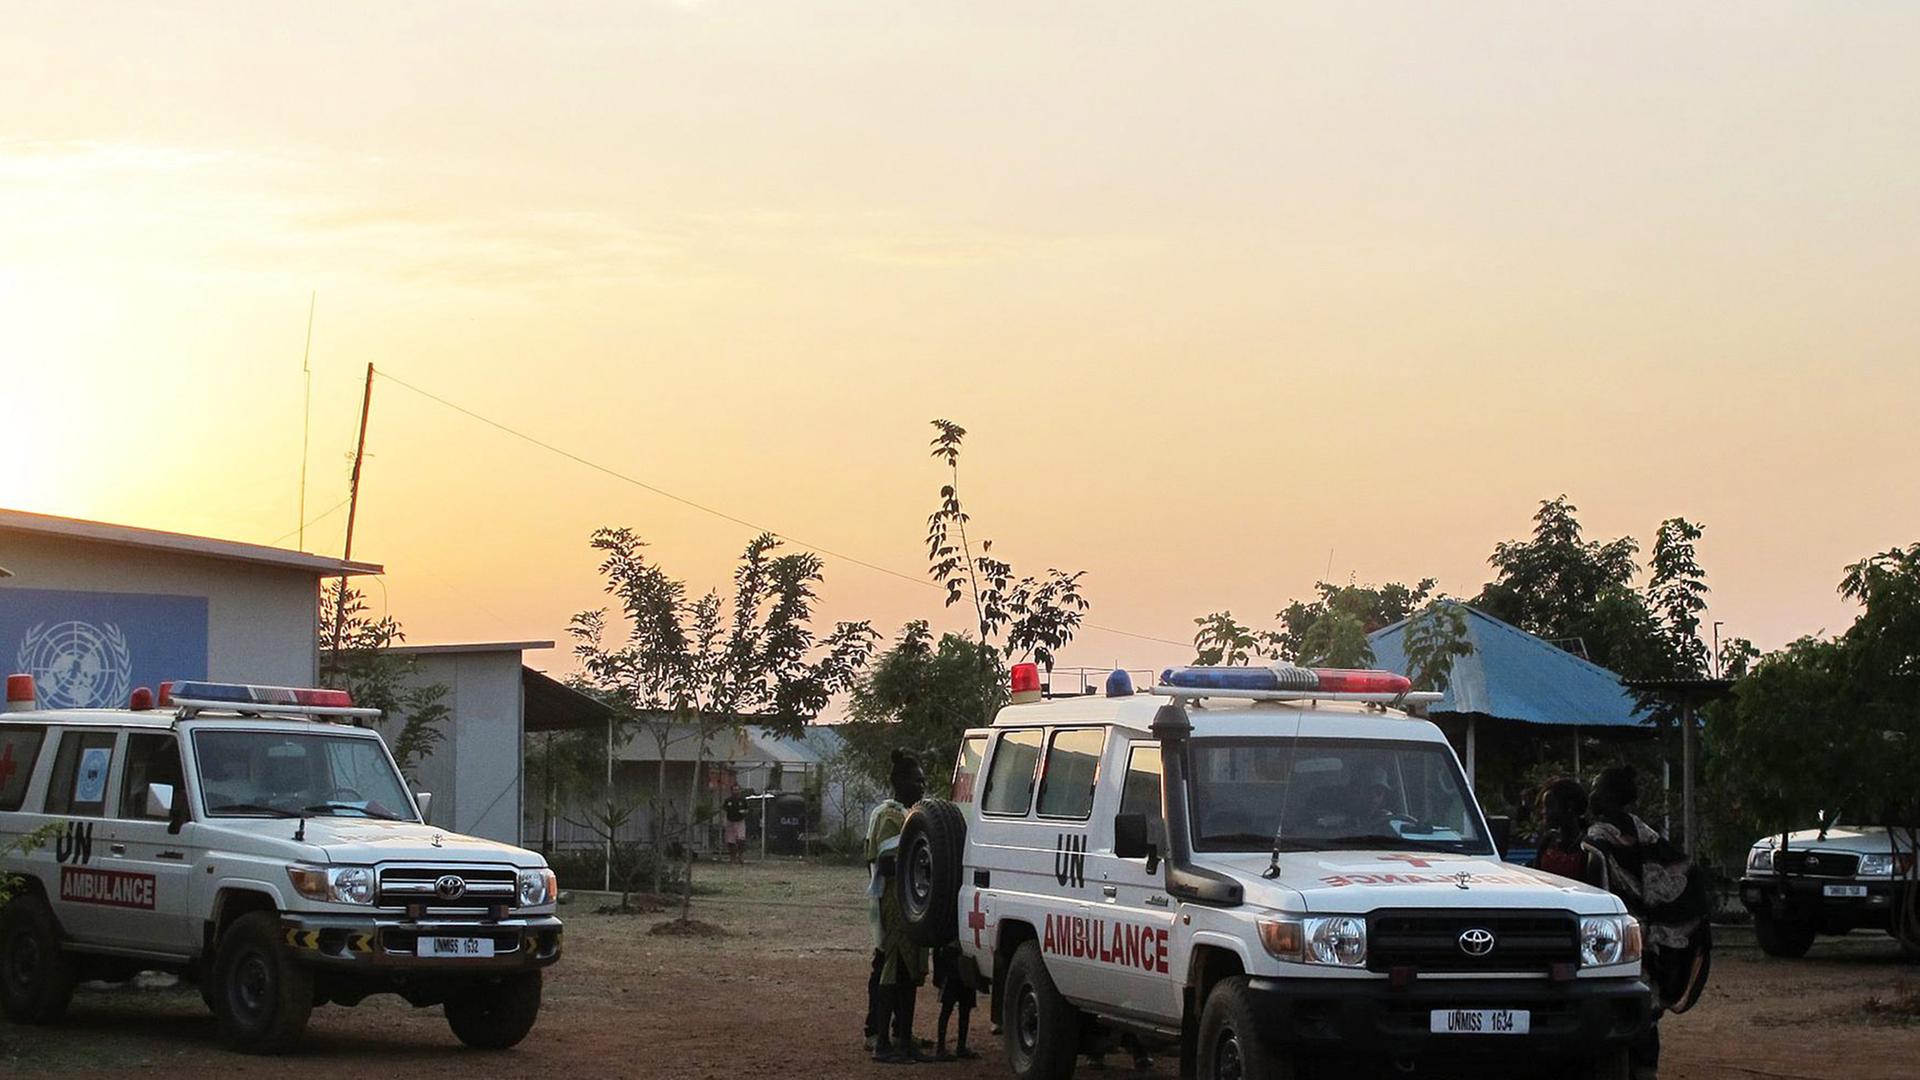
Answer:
[286,865,375,905]
[518,868,557,907]
[1858,853,1894,877]
[1747,846,1776,873]
[1303,916,1367,967]
[1579,915,1641,967]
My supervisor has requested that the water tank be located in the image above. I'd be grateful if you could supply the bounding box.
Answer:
[767,792,808,855]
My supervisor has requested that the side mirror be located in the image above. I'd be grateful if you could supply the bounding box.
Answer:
[1487,814,1513,860]
[414,792,433,822]
[146,783,175,819]
[1114,812,1151,859]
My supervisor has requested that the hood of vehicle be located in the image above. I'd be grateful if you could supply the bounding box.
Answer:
[1767,826,1911,854]
[1211,850,1624,915]
[203,817,545,867]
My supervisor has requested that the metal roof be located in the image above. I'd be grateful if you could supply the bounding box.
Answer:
[1367,605,1646,729]
[0,507,381,577]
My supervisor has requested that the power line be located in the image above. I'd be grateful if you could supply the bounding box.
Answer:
[374,369,1191,651]
[268,496,351,547]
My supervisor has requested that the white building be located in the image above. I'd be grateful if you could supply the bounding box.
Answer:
[0,507,379,703]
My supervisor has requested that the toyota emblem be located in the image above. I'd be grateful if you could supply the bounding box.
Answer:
[1458,927,1496,957]
[434,874,468,900]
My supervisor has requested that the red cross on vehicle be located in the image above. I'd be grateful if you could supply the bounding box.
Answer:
[1377,853,1439,869]
[968,891,988,948]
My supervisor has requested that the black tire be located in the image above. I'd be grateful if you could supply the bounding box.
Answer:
[210,911,313,1054]
[0,893,79,1023]
[445,971,543,1050]
[897,798,967,948]
[1753,908,1816,958]
[1002,940,1078,1080]
[1196,976,1297,1080]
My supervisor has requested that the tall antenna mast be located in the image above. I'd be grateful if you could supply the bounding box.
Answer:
[297,291,316,550]
[329,362,375,673]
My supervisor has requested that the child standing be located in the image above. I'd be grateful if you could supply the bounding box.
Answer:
[930,942,978,1061]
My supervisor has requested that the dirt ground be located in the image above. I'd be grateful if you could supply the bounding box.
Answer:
[3,861,1916,1078]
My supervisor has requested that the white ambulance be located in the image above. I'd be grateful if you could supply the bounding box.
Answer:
[894,663,1653,1079]
[0,677,561,1054]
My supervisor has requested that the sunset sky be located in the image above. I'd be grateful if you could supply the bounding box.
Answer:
[4,2,1917,684]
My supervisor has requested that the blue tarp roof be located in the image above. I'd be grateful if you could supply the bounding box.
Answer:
[1367,605,1646,728]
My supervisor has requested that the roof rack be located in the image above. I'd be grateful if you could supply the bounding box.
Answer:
[1150,664,1444,707]
[172,697,384,722]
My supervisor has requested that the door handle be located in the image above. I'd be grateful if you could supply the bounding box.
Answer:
[158,851,186,861]
[1101,885,1118,900]
[109,843,127,856]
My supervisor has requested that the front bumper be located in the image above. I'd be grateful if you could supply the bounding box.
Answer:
[1740,875,1905,930]
[280,913,563,971]
[1241,974,1650,1063]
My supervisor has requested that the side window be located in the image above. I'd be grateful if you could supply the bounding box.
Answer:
[1036,728,1105,820]
[119,734,184,822]
[45,730,119,818]
[1119,744,1163,823]
[0,725,47,812]
[981,730,1043,817]
[951,735,988,806]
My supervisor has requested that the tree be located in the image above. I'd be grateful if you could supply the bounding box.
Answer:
[1647,518,1711,678]
[1708,544,1920,945]
[317,587,450,778]
[570,528,877,913]
[1402,600,1474,694]
[1191,579,1436,668]
[843,622,1007,798]
[0,824,60,908]
[925,420,1089,676]
[1475,497,1645,666]
[1192,612,1261,666]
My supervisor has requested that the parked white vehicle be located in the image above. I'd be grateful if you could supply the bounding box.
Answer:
[892,663,1654,1080]
[0,678,561,1054]
[1739,820,1918,958]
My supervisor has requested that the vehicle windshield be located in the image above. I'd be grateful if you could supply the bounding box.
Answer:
[1189,737,1490,854]
[193,729,416,821]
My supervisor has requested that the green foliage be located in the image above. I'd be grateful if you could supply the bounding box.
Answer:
[1192,611,1261,666]
[924,420,1089,671]
[527,725,607,853]
[1710,543,1920,846]
[570,527,877,897]
[1648,518,1711,677]
[1403,600,1474,694]
[1192,580,1438,669]
[0,823,60,908]
[843,621,1009,796]
[317,586,451,777]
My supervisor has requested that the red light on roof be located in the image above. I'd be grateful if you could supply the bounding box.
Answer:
[1010,662,1042,704]
[1309,669,1412,695]
[129,687,155,711]
[156,681,173,707]
[6,674,34,707]
[294,687,355,708]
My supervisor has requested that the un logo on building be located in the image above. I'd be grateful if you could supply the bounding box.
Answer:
[18,621,132,709]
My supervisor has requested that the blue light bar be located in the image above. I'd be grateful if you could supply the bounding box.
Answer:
[1159,665,1321,692]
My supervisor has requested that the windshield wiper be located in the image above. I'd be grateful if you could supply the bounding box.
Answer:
[302,802,401,821]
[1325,833,1472,851]
[210,803,299,818]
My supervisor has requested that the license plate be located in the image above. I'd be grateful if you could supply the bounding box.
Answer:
[1823,884,1868,898]
[422,936,495,958]
[1431,1008,1530,1035]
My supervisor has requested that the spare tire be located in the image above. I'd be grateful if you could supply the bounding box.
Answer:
[897,798,967,948]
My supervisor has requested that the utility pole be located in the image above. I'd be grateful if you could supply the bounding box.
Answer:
[329,363,375,672]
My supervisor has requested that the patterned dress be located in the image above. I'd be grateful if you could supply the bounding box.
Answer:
[866,799,928,985]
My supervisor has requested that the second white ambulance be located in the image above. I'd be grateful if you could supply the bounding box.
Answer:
[894,663,1653,1079]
